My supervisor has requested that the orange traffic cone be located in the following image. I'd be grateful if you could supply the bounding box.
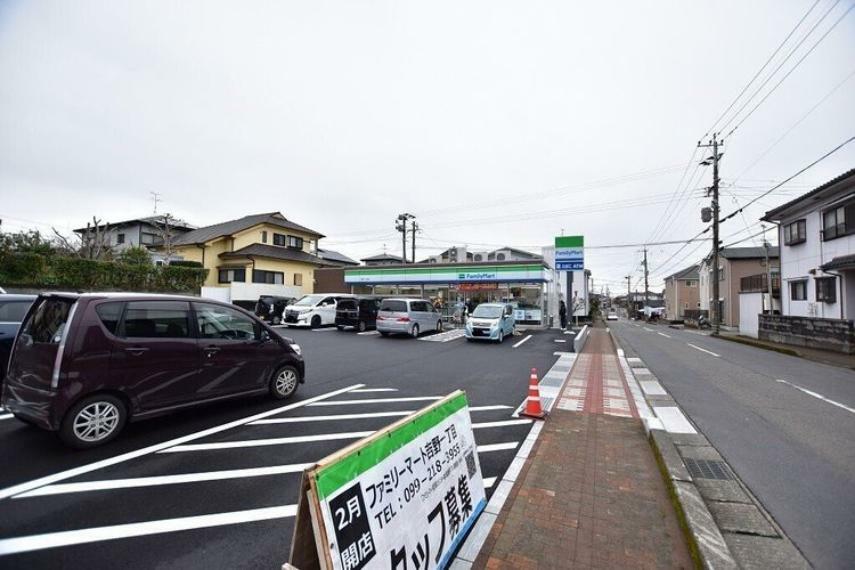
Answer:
[521,368,547,419]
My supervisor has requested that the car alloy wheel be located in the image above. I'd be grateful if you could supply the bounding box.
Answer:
[358,320,367,332]
[497,330,504,343]
[271,366,299,399]
[411,324,420,338]
[60,395,127,449]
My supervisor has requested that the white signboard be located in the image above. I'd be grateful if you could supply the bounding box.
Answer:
[307,392,486,570]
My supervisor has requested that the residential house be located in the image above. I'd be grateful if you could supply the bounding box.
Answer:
[361,253,406,266]
[698,246,779,328]
[664,265,699,320]
[760,169,855,352]
[73,216,195,263]
[167,212,332,303]
[317,249,359,267]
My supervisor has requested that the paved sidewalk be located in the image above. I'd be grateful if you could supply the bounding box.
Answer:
[473,328,692,569]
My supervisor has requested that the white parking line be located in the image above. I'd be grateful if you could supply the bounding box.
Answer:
[15,463,314,498]
[483,476,496,489]
[477,442,518,453]
[776,379,855,415]
[643,327,655,332]
[0,414,12,421]
[312,327,338,332]
[160,431,374,453]
[0,504,298,556]
[308,396,442,406]
[657,332,671,338]
[250,404,512,425]
[0,384,365,501]
[512,335,532,348]
[357,331,379,336]
[687,343,720,357]
[350,388,398,393]
[472,419,531,429]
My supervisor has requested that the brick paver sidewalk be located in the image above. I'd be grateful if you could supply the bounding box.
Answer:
[473,327,692,569]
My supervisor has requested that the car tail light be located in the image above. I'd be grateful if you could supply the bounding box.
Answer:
[397,316,410,322]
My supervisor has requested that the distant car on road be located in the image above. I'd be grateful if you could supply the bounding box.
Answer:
[255,295,296,325]
[465,303,515,343]
[376,298,442,338]
[2,293,304,448]
[0,294,36,384]
[284,294,347,328]
[606,310,619,321]
[336,296,382,332]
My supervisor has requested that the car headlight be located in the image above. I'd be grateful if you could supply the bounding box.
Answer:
[290,343,302,356]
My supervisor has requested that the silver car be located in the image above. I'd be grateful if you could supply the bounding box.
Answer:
[376,298,442,338]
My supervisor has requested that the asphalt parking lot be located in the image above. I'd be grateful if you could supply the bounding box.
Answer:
[0,324,573,569]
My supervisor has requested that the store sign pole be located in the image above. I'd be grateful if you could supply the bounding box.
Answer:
[554,236,584,320]
[291,391,487,570]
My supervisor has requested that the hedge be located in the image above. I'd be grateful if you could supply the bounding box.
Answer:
[0,253,208,293]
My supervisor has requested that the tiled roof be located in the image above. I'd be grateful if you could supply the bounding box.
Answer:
[218,243,335,266]
[317,248,359,266]
[762,168,855,221]
[172,212,324,245]
[665,265,699,281]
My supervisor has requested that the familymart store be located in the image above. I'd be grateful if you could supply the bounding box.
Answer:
[344,261,553,325]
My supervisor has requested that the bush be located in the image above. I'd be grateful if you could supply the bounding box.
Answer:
[169,260,203,268]
[0,253,208,293]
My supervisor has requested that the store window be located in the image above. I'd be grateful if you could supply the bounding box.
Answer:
[790,280,807,301]
[816,277,836,303]
[784,220,806,245]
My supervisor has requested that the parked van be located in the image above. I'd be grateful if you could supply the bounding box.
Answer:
[283,294,348,328]
[376,298,442,338]
[335,296,382,332]
[465,303,515,342]
[2,293,304,448]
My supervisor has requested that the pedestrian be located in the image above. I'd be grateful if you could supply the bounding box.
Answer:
[559,298,567,330]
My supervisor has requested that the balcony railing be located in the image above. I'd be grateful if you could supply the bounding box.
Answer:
[741,273,780,296]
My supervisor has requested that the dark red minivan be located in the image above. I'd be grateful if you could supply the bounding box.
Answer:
[2,293,305,449]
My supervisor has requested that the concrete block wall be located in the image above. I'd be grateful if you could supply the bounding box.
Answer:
[759,314,855,354]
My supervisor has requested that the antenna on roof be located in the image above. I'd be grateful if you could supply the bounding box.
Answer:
[150,191,162,215]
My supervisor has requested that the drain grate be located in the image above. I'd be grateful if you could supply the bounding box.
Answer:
[684,458,733,481]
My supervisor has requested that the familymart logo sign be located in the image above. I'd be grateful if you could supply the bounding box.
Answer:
[457,272,497,281]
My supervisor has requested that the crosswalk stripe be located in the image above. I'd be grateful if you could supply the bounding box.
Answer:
[308,396,442,406]
[159,432,374,453]
[0,504,297,556]
[14,464,314,498]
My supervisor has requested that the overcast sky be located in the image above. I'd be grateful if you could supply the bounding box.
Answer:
[1,1,853,291]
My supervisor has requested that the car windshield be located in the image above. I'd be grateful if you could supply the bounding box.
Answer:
[292,295,324,307]
[472,305,504,319]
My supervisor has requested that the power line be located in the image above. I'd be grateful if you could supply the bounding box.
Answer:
[703,0,822,138]
[720,0,850,138]
[646,148,700,244]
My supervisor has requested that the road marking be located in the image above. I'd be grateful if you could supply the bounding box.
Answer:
[350,388,398,393]
[483,477,496,489]
[658,332,671,338]
[643,327,655,332]
[0,384,365,501]
[477,442,518,453]
[250,404,512,425]
[687,343,720,357]
[472,419,532,429]
[653,406,697,434]
[160,431,375,453]
[0,504,298,556]
[357,330,379,336]
[14,463,315,498]
[308,396,442,406]
[512,335,532,348]
[776,379,855,414]
[0,414,12,421]
[554,339,567,343]
[312,327,338,332]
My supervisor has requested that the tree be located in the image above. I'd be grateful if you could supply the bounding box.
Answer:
[0,228,55,257]
[118,246,151,266]
[154,213,176,265]
[52,216,113,260]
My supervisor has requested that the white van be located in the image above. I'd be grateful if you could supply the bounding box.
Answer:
[283,294,350,328]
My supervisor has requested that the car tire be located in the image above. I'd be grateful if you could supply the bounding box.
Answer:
[310,315,322,329]
[379,331,389,337]
[270,365,300,400]
[336,325,345,331]
[358,320,367,333]
[497,330,504,343]
[411,324,420,338]
[59,394,127,449]
[272,316,282,326]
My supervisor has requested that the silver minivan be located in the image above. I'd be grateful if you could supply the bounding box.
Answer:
[376,298,442,338]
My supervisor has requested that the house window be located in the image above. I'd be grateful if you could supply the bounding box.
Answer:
[685,280,697,287]
[287,235,303,249]
[218,268,246,283]
[140,232,157,245]
[294,273,303,286]
[261,231,268,244]
[253,269,284,284]
[790,280,807,301]
[816,277,836,303]
[116,233,126,245]
[719,266,725,281]
[784,220,806,245]
[273,233,286,246]
[822,202,855,240]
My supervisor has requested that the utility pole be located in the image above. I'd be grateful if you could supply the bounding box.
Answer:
[642,247,649,315]
[395,213,413,263]
[762,224,772,313]
[699,134,723,335]
[625,275,632,318]
[411,219,418,264]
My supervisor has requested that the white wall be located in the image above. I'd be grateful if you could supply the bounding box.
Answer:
[738,292,764,338]
[202,282,304,303]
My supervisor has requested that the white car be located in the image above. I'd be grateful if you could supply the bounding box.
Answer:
[606,311,618,321]
[283,294,349,328]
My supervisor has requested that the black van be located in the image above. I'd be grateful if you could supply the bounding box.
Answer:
[335,296,382,332]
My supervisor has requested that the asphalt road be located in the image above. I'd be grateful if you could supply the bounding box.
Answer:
[610,319,855,570]
[0,325,567,569]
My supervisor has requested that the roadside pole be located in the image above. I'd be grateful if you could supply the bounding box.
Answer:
[643,247,649,318]
[699,134,722,335]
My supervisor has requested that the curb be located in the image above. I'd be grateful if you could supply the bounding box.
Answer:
[715,334,800,357]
